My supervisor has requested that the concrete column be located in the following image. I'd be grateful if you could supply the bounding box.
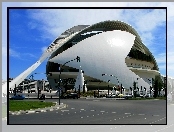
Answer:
[42,80,45,91]
[23,82,25,93]
[35,80,40,93]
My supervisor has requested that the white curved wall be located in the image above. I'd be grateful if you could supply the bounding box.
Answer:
[49,30,150,89]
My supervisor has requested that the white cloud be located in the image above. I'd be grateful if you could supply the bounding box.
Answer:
[9,48,20,58]
[28,21,38,29]
[154,53,166,75]
[9,48,37,60]
[136,9,165,32]
[23,53,37,58]
[155,53,166,64]
[27,9,124,40]
[41,46,47,53]
[27,9,166,47]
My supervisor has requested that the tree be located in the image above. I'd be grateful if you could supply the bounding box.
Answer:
[133,81,137,97]
[153,75,164,98]
[154,79,158,98]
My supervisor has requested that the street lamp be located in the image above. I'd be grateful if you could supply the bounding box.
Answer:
[107,80,110,96]
[102,74,120,96]
[58,56,80,105]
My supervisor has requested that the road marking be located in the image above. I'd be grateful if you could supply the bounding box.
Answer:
[97,114,100,115]
[61,110,69,112]
[87,116,89,117]
[91,110,95,111]
[153,115,159,116]
[100,111,105,112]
[125,113,131,114]
[138,114,145,115]
[71,108,75,109]
[112,112,116,113]
[93,115,95,116]
[81,117,83,118]
[114,119,116,120]
[80,109,85,110]
[75,112,76,113]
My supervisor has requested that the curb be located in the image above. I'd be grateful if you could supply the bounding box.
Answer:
[85,97,125,100]
[9,102,67,116]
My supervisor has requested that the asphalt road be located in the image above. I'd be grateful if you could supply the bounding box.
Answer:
[8,99,166,124]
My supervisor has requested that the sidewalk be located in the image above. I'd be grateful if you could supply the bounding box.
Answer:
[9,102,67,116]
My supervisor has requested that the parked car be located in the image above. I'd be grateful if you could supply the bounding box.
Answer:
[10,95,25,100]
[64,93,79,99]
[118,94,124,97]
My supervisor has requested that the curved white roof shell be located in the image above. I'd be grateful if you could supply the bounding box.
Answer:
[49,30,150,89]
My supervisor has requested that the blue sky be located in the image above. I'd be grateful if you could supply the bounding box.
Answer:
[9,9,51,80]
[8,8,167,80]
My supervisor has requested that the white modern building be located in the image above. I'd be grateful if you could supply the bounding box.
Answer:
[46,20,160,93]
[4,20,164,97]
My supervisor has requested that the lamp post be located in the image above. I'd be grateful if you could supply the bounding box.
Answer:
[102,74,119,96]
[107,80,110,96]
[58,56,80,105]
[144,87,147,96]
